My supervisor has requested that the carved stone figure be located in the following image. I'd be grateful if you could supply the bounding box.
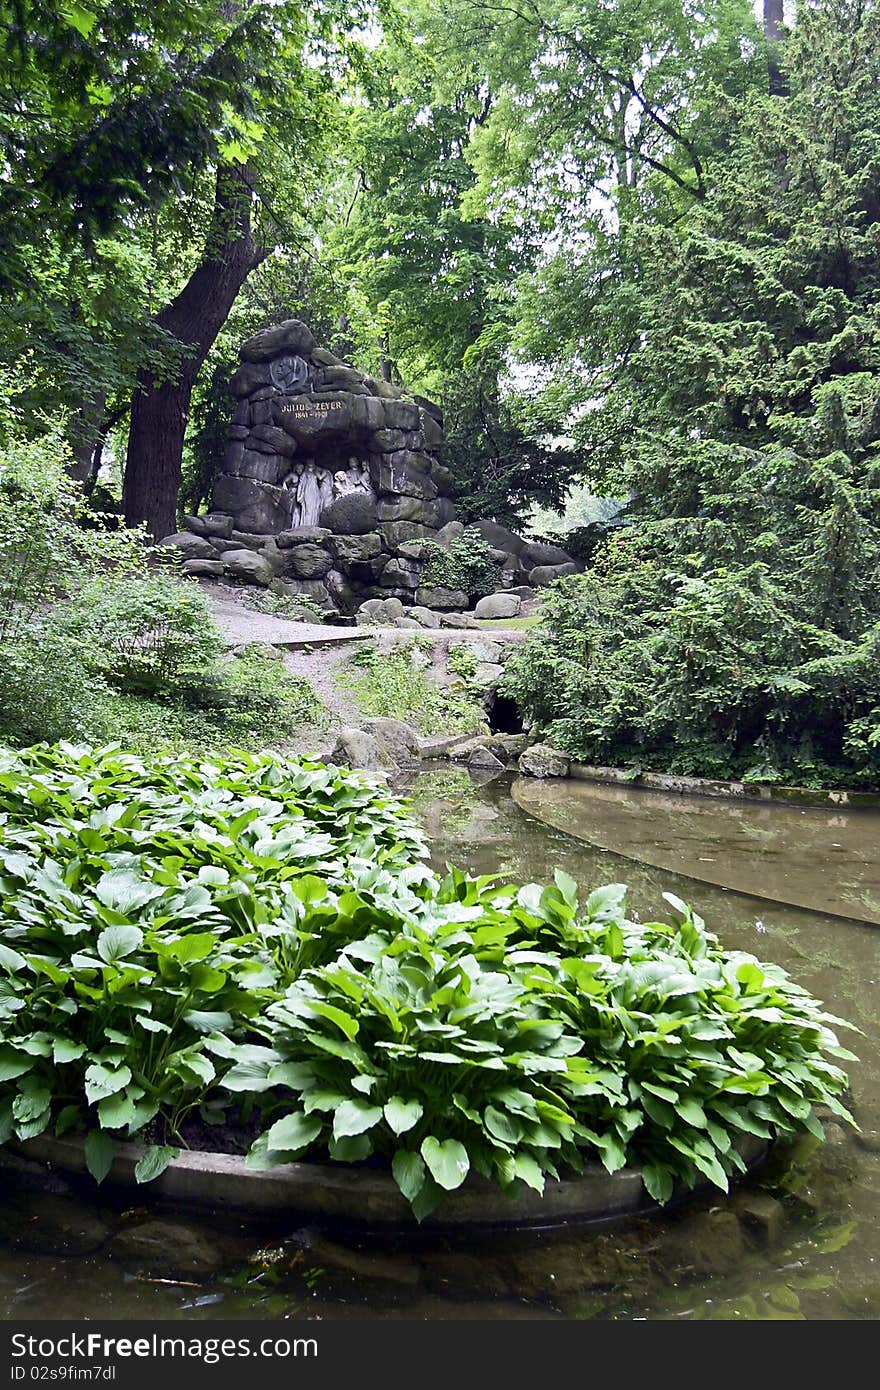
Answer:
[269,354,309,393]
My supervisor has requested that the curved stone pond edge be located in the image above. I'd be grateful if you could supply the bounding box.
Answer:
[568,763,880,810]
[7,1133,767,1232]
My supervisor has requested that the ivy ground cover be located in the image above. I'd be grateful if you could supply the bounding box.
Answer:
[0,744,856,1217]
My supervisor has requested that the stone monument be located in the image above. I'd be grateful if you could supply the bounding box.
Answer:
[210,319,455,539]
[164,318,578,617]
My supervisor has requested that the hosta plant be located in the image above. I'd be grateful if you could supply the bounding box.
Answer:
[0,742,857,1216]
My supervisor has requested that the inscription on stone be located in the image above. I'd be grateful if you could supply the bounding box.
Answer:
[279,399,345,416]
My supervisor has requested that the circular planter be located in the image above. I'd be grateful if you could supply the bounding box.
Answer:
[9,1133,767,1231]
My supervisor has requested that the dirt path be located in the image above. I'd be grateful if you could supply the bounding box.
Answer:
[204,586,530,759]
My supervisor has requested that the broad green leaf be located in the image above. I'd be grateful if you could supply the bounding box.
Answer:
[98,1092,137,1130]
[84,1129,115,1184]
[392,1149,426,1202]
[84,1062,132,1104]
[134,1144,179,1183]
[513,1153,545,1193]
[0,1047,32,1081]
[333,1098,382,1139]
[265,1112,323,1153]
[97,924,143,964]
[383,1096,423,1136]
[484,1105,524,1145]
[420,1136,470,1191]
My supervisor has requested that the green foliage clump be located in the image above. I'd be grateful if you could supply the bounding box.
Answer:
[421,526,500,600]
[505,540,880,787]
[0,429,150,744]
[86,649,327,756]
[0,744,428,1178]
[54,574,226,700]
[0,744,855,1215]
[340,640,485,735]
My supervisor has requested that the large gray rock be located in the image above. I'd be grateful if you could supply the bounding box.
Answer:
[474,592,521,620]
[434,521,466,549]
[160,531,217,561]
[518,743,570,778]
[405,606,434,627]
[220,548,274,586]
[285,543,333,579]
[378,521,434,549]
[453,638,503,664]
[212,475,290,532]
[325,568,356,609]
[471,520,525,555]
[529,562,578,587]
[321,492,379,535]
[229,361,272,397]
[330,729,386,772]
[450,733,528,763]
[238,450,289,484]
[377,495,436,524]
[381,557,421,588]
[239,318,316,362]
[419,412,444,449]
[468,747,505,771]
[317,363,365,387]
[276,577,333,608]
[380,400,420,431]
[277,526,332,547]
[182,558,225,577]
[199,512,234,539]
[356,596,407,626]
[519,540,573,569]
[249,424,299,458]
[272,393,354,445]
[373,428,412,451]
[439,611,480,629]
[110,1221,226,1276]
[361,717,422,765]
[416,586,468,611]
[376,455,438,499]
[329,532,384,564]
[472,662,505,689]
[330,717,421,770]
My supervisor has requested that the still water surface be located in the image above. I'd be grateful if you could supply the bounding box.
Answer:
[1,769,877,1321]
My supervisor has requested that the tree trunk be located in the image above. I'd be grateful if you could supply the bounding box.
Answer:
[68,391,106,487]
[764,0,787,95]
[123,164,269,540]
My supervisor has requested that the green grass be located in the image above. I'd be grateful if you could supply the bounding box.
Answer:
[476,615,542,631]
[337,642,486,735]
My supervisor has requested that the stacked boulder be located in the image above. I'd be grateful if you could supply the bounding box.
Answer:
[162,318,579,616]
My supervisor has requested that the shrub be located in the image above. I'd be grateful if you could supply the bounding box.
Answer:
[421,526,500,600]
[0,429,151,746]
[54,574,226,700]
[0,744,855,1215]
[85,650,327,755]
[503,552,880,787]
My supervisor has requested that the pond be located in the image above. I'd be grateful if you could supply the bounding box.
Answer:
[1,768,878,1321]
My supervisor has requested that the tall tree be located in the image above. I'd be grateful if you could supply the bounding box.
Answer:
[123,165,270,537]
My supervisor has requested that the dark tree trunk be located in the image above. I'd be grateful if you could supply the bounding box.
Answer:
[764,0,788,95]
[378,333,393,383]
[68,391,106,487]
[124,164,269,540]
